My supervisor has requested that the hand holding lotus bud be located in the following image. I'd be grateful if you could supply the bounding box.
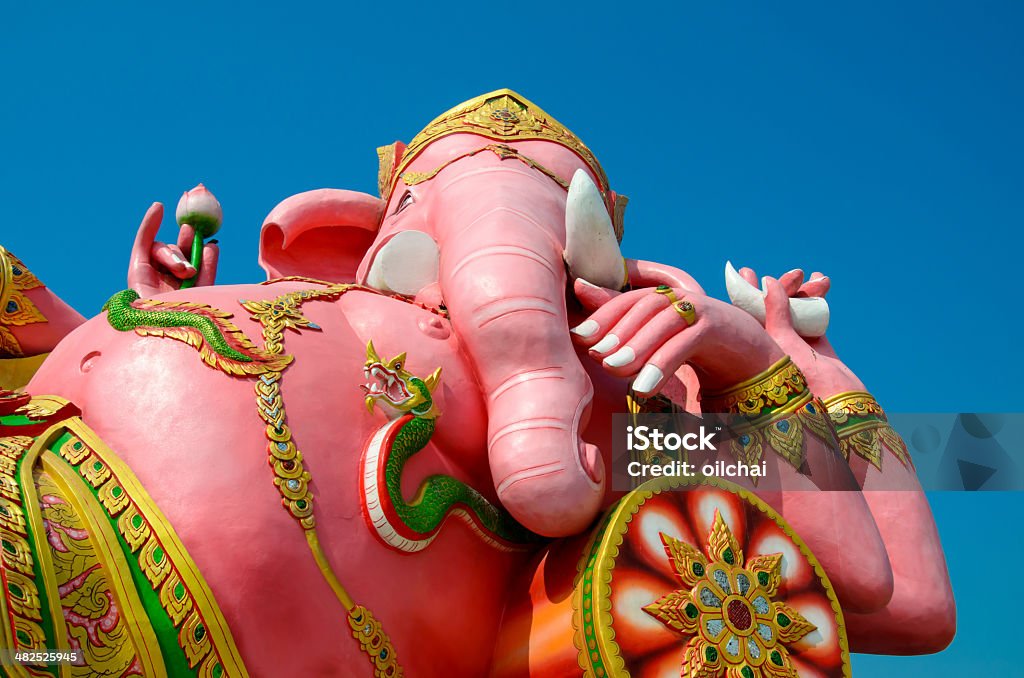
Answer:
[127,185,222,297]
[176,184,223,289]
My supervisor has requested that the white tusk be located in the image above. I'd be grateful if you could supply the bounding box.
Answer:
[564,169,626,290]
[724,261,830,338]
[365,230,440,296]
[724,261,767,324]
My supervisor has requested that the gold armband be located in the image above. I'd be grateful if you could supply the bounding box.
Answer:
[702,356,812,419]
[702,357,833,470]
[823,391,911,470]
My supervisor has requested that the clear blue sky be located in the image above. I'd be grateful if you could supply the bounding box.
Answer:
[4,2,1021,674]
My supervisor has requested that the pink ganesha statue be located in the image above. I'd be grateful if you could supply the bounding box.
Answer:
[0,90,953,677]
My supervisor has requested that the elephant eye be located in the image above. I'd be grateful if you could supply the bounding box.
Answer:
[395,191,414,215]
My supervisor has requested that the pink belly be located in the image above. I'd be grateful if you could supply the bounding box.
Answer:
[30,281,519,677]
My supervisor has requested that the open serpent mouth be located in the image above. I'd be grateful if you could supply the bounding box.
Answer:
[362,363,412,404]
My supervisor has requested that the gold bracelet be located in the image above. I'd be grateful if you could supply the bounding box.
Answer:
[701,357,836,471]
[822,391,911,470]
[702,356,812,419]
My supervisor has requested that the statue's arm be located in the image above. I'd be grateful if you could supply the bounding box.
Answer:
[708,263,956,652]
[0,246,86,388]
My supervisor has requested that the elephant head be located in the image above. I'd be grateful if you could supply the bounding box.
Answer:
[258,90,629,537]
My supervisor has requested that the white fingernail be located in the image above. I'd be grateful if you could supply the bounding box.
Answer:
[633,364,664,393]
[761,276,770,291]
[604,346,635,368]
[172,253,188,265]
[576,278,600,289]
[591,334,620,354]
[571,320,600,337]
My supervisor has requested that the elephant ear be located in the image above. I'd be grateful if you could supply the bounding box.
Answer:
[259,189,384,282]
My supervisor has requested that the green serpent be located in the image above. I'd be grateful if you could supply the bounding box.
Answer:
[361,341,536,551]
[102,289,289,375]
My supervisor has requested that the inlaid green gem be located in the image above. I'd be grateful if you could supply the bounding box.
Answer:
[194,623,206,641]
[8,583,23,598]
[685,603,699,619]
[1,539,15,554]
[72,441,83,450]
[174,582,186,601]
[771,650,784,666]
[705,646,718,662]
[777,613,791,627]
[741,667,754,678]
[212,664,223,678]
[723,548,735,565]
[15,629,30,645]
[131,514,144,529]
[692,562,705,576]
[757,571,769,586]
[111,486,123,498]
[92,461,103,471]
[296,499,307,510]
[153,546,164,564]
[0,506,9,516]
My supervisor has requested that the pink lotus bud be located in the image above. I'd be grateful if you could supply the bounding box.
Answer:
[175,183,222,237]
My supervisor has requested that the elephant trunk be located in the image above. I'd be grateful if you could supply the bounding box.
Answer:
[436,166,604,537]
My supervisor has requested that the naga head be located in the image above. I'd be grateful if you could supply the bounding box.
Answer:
[362,340,441,420]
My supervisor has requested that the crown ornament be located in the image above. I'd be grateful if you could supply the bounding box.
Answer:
[377,89,624,237]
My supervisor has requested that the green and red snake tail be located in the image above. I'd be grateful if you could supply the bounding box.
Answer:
[360,388,538,552]
[103,289,292,376]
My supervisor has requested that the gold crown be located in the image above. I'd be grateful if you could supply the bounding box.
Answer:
[377,89,612,204]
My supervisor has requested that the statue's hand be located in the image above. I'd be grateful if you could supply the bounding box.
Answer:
[571,279,785,395]
[128,203,219,297]
[736,266,865,398]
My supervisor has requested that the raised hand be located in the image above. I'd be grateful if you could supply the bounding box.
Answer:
[734,265,865,397]
[127,203,220,297]
[571,278,785,395]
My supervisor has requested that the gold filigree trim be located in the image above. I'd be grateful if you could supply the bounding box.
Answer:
[349,605,401,678]
[729,399,835,470]
[0,434,49,665]
[401,143,571,191]
[242,284,358,528]
[822,391,886,419]
[823,391,912,470]
[48,420,250,676]
[0,246,47,359]
[14,394,72,421]
[30,460,163,675]
[242,282,404,676]
[835,421,913,470]
[702,357,810,419]
[389,89,610,204]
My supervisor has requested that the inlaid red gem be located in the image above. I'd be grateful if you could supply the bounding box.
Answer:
[727,599,753,630]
